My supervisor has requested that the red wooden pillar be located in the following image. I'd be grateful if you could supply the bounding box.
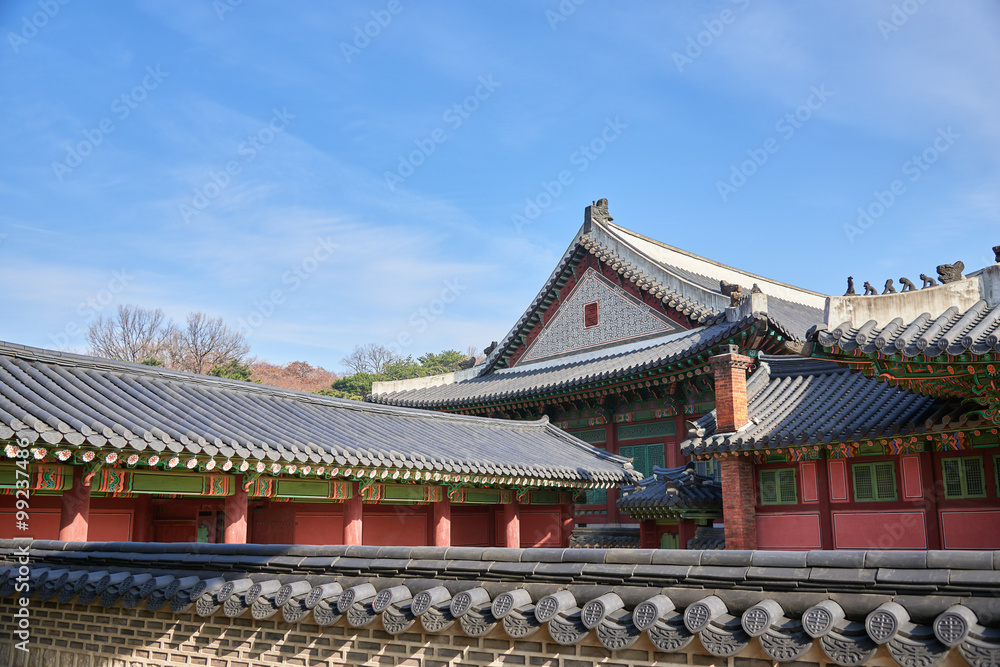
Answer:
[132,495,152,542]
[678,519,697,550]
[814,459,834,550]
[344,482,363,545]
[432,499,451,547]
[560,504,574,548]
[59,466,90,542]
[922,451,942,549]
[503,501,520,548]
[224,477,248,544]
[639,519,658,549]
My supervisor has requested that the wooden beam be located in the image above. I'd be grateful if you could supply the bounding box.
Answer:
[343,483,363,545]
[224,477,248,544]
[58,466,90,542]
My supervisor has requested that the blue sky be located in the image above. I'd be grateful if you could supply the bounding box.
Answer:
[1,1,998,372]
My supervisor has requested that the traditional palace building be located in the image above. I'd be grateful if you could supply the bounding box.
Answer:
[4,201,1000,667]
[373,199,1000,551]
[0,342,633,547]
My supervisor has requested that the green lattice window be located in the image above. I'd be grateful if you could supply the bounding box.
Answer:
[582,445,608,506]
[694,458,720,481]
[759,468,797,505]
[852,461,897,502]
[942,456,987,499]
[619,443,665,479]
[583,487,608,506]
[995,456,1000,496]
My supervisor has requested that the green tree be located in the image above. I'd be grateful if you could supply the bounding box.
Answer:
[139,356,164,367]
[322,371,382,400]
[418,350,468,375]
[384,356,427,380]
[320,348,474,402]
[208,358,255,382]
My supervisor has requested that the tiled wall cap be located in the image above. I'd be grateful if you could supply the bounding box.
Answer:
[250,595,281,621]
[217,578,253,603]
[581,593,624,629]
[802,600,846,638]
[280,598,310,624]
[223,593,250,618]
[632,594,675,632]
[411,586,450,616]
[312,598,342,627]
[372,585,412,613]
[245,580,281,606]
[864,551,928,569]
[165,575,202,600]
[305,582,343,609]
[492,588,532,619]
[933,605,979,648]
[337,583,377,613]
[195,593,221,617]
[535,590,577,623]
[867,601,910,645]
[684,595,727,633]
[451,587,490,618]
[741,599,784,637]
[275,580,312,608]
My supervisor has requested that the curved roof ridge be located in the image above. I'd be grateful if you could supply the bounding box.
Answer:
[600,220,828,303]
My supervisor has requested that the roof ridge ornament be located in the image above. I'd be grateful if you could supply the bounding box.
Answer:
[583,198,612,233]
[937,261,964,284]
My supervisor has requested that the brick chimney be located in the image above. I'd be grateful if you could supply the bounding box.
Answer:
[709,344,753,433]
[709,344,757,550]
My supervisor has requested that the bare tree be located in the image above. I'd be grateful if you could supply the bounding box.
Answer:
[169,312,251,374]
[341,343,399,376]
[87,305,176,363]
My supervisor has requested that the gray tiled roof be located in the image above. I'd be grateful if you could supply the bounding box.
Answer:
[371,318,755,409]
[681,354,976,456]
[0,340,633,485]
[817,299,1000,357]
[478,227,726,376]
[765,295,825,343]
[687,526,725,550]
[480,213,826,374]
[6,540,1000,666]
[617,464,722,516]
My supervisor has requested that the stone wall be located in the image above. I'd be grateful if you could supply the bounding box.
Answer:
[0,600,922,667]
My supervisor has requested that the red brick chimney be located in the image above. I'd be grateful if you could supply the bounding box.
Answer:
[709,344,753,433]
[709,344,757,550]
